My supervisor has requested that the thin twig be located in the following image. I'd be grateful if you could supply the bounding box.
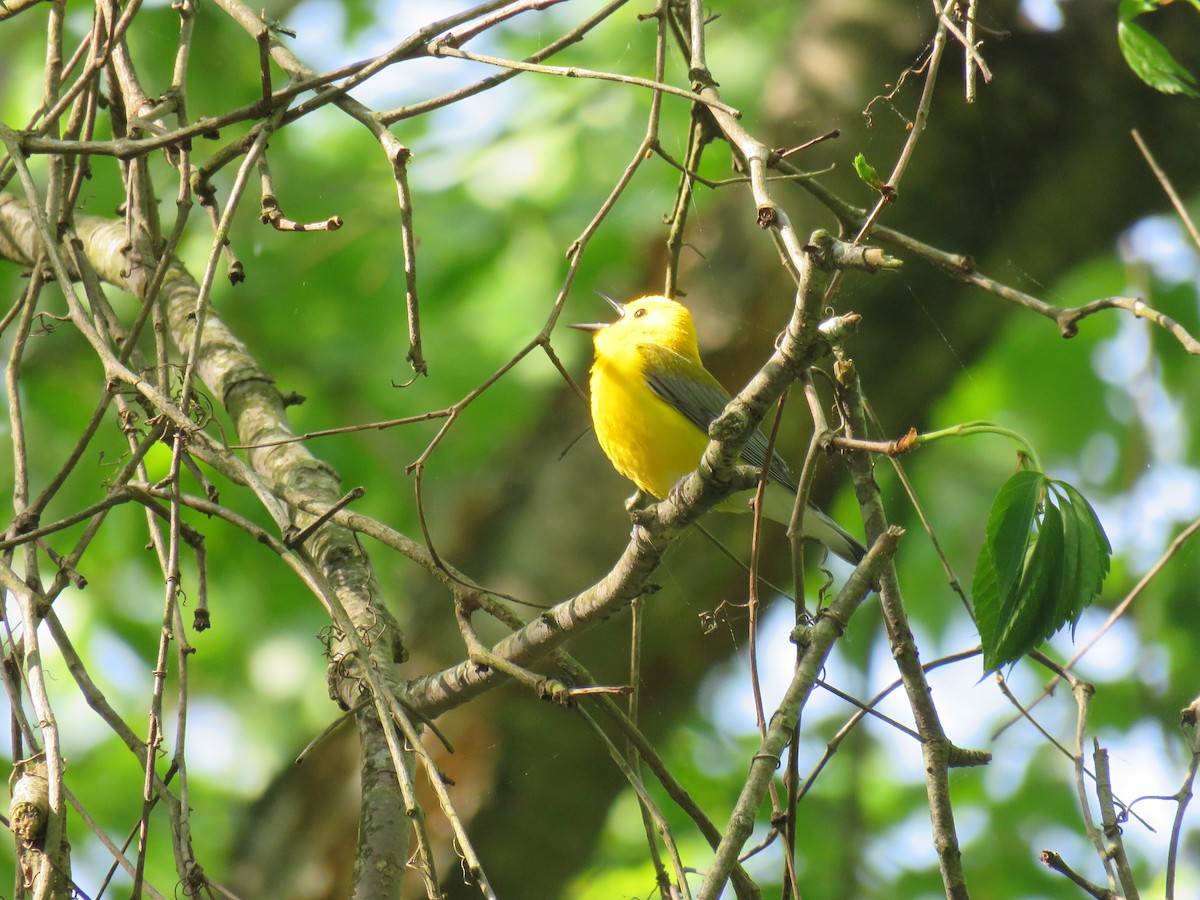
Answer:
[1039,850,1119,900]
[1131,128,1200,249]
[428,42,741,117]
[695,532,896,900]
[1166,699,1200,899]
[1093,740,1140,899]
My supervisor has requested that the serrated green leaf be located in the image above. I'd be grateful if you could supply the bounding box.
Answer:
[1021,499,1067,643]
[853,152,882,187]
[987,470,1045,601]
[1051,480,1111,633]
[1117,15,1200,98]
[1054,483,1083,627]
[977,476,1112,671]
[972,539,1001,651]
[986,500,1066,671]
[973,470,1045,669]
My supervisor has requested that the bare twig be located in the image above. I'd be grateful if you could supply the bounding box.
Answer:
[1039,850,1120,900]
[1093,740,1140,899]
[1132,128,1200,249]
[427,42,741,116]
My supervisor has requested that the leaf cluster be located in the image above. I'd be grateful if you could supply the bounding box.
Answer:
[973,470,1111,671]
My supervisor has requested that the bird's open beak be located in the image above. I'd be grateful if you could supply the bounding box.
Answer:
[595,290,624,315]
[569,290,624,332]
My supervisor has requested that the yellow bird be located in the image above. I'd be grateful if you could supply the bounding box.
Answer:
[572,293,865,564]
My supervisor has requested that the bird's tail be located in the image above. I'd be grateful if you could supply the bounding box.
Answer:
[799,505,867,565]
[758,483,866,564]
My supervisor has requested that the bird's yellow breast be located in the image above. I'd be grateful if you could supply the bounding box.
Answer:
[589,342,708,499]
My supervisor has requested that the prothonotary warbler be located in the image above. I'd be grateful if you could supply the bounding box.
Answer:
[572,293,865,564]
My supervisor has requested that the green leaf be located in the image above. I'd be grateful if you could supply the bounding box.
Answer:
[973,473,1112,671]
[972,470,1044,666]
[1119,0,1166,15]
[989,501,1065,669]
[1054,483,1083,628]
[1117,2,1200,98]
[853,152,883,188]
[987,471,1045,601]
[1050,481,1112,634]
[973,538,1001,652]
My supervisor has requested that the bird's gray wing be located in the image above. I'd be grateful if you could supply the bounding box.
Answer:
[641,348,796,489]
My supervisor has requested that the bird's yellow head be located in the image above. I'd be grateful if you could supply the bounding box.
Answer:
[571,294,701,364]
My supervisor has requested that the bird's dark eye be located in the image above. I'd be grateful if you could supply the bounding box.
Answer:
[632,307,647,318]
